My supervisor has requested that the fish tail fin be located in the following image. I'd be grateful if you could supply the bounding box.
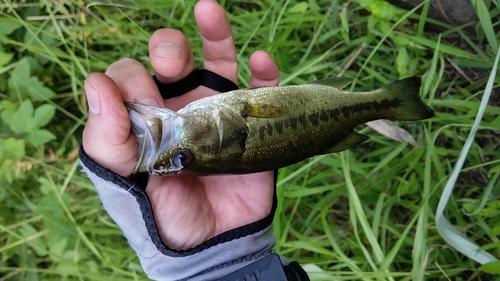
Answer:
[382,77,435,121]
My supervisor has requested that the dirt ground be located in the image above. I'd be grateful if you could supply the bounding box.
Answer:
[388,0,478,27]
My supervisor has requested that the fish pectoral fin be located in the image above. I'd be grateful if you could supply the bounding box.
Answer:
[308,77,352,90]
[242,102,287,118]
[324,132,369,154]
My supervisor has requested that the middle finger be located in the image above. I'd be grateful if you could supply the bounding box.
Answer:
[194,0,238,83]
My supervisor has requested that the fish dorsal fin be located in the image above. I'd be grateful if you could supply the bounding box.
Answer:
[308,77,353,90]
[323,131,369,154]
[242,102,288,118]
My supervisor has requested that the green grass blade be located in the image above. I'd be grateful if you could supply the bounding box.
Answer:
[435,46,500,265]
[463,172,499,216]
[341,152,385,264]
[416,0,430,37]
[471,0,499,52]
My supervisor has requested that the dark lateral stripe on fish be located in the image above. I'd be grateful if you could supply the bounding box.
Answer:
[302,98,402,129]
[319,110,329,121]
[300,115,309,127]
[338,98,402,118]
[275,120,284,134]
[327,109,341,121]
[253,98,401,140]
[266,123,274,135]
[308,113,320,126]
[288,116,299,129]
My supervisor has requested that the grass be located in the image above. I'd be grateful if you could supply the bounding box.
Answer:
[1,0,499,280]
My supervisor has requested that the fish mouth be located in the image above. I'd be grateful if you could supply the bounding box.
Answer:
[125,102,184,174]
[148,150,184,175]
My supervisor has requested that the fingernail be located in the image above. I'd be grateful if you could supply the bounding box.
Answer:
[84,79,101,115]
[155,42,181,58]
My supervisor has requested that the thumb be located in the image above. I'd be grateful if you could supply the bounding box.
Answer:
[82,72,137,176]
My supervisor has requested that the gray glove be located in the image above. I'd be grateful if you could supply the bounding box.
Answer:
[79,146,277,281]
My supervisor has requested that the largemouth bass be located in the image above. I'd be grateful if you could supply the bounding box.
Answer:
[126,77,434,175]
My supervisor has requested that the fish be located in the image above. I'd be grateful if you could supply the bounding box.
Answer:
[126,76,434,176]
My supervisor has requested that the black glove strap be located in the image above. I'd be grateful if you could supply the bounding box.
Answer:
[219,254,310,281]
[284,261,311,281]
[153,69,239,99]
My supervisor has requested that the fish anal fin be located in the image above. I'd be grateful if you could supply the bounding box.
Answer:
[308,77,353,90]
[242,102,287,118]
[323,132,369,154]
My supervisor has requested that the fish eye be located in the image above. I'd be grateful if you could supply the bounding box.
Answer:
[173,149,193,166]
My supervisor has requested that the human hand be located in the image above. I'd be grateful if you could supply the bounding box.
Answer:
[82,0,280,250]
